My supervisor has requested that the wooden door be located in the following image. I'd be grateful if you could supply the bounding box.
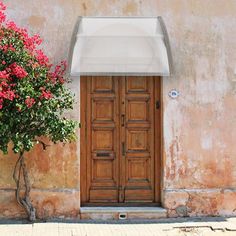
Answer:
[81,76,161,205]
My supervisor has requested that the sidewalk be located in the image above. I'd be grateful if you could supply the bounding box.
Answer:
[0,217,236,236]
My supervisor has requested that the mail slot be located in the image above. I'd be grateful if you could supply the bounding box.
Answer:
[96,153,110,157]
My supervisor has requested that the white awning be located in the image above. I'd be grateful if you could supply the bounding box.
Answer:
[69,17,173,76]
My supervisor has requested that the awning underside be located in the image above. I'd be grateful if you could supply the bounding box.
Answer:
[69,17,172,76]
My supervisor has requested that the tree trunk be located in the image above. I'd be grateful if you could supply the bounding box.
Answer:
[13,151,36,221]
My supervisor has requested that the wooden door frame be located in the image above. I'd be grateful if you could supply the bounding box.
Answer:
[80,76,87,204]
[80,76,162,205]
[154,77,162,203]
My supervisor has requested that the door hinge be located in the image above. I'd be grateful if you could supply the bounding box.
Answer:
[156,100,160,109]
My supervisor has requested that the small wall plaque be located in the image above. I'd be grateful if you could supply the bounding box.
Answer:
[169,89,180,99]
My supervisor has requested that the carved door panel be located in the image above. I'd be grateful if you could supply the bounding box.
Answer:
[85,76,120,203]
[120,77,155,202]
[81,76,160,205]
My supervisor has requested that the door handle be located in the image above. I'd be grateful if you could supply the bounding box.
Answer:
[121,114,125,127]
[122,142,126,156]
[119,186,125,203]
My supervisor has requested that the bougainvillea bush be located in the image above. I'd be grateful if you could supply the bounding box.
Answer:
[0,2,77,220]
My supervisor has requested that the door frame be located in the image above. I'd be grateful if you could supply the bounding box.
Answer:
[80,76,163,206]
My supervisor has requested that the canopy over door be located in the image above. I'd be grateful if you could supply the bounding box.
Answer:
[69,17,173,76]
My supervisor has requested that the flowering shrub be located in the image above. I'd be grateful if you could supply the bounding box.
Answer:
[0,2,77,220]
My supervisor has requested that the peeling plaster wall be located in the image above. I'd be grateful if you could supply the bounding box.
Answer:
[0,0,236,219]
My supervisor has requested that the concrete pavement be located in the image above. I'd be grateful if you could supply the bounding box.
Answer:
[0,217,236,236]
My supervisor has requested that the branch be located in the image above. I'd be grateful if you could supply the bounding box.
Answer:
[13,151,24,207]
[34,139,51,150]
[12,150,36,221]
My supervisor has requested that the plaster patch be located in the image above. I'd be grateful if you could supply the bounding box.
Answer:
[201,132,212,150]
[164,99,183,151]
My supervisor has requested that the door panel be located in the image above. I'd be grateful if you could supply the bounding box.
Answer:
[127,130,148,151]
[81,76,160,205]
[126,76,149,92]
[121,77,155,202]
[87,76,119,203]
[92,99,115,122]
[91,76,114,92]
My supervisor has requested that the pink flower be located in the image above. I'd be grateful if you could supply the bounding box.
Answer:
[0,81,15,101]
[40,90,52,100]
[0,2,6,11]
[10,63,28,79]
[31,34,43,46]
[21,33,42,51]
[5,21,40,52]
[25,97,35,108]
[8,44,15,52]
[3,90,15,100]
[0,11,6,24]
[0,1,6,24]
[0,70,9,79]
[6,21,20,33]
[0,44,8,52]
[35,49,49,66]
[50,61,67,84]
[0,81,8,87]
[6,21,28,38]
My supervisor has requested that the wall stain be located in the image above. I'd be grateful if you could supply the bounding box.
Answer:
[28,15,45,28]
[123,2,138,15]
[82,2,87,12]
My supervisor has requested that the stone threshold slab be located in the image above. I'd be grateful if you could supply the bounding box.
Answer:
[80,207,167,213]
[80,207,167,220]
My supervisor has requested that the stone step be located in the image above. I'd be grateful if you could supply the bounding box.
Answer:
[80,207,167,220]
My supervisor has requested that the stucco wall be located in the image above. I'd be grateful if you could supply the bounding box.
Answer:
[0,0,236,219]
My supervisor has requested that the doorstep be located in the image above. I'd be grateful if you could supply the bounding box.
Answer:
[80,207,167,220]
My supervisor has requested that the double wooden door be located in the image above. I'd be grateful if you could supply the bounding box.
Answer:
[81,76,161,205]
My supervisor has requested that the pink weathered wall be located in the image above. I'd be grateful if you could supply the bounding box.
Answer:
[0,0,236,219]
